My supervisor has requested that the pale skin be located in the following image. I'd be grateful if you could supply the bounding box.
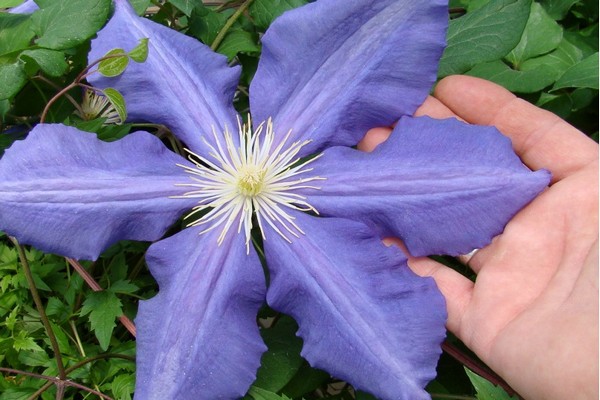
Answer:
[358,75,599,400]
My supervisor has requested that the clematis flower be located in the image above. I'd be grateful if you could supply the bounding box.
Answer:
[0,0,551,399]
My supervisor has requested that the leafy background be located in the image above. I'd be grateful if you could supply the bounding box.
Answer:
[0,0,597,399]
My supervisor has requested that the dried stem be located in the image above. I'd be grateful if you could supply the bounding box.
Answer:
[9,238,67,382]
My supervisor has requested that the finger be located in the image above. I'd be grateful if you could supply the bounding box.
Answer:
[357,96,459,152]
[414,94,460,119]
[409,256,473,336]
[434,75,598,181]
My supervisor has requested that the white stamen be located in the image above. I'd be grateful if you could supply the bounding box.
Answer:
[77,89,122,125]
[173,116,324,253]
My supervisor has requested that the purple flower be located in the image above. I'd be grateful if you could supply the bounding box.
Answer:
[0,0,550,399]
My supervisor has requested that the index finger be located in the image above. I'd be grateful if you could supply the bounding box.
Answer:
[434,75,598,181]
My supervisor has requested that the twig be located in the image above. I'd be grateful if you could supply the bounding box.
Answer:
[66,258,137,337]
[9,238,67,382]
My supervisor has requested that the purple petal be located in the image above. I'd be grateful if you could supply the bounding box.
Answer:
[0,124,197,260]
[263,211,446,400]
[250,0,447,155]
[301,116,551,256]
[135,226,266,400]
[88,0,240,155]
[8,0,38,14]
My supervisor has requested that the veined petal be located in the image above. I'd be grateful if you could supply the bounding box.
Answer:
[250,0,447,155]
[0,124,196,260]
[264,211,446,400]
[135,226,266,400]
[88,0,240,155]
[301,116,551,257]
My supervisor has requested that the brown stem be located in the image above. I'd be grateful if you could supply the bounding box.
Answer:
[9,238,67,381]
[66,258,137,337]
[442,340,520,398]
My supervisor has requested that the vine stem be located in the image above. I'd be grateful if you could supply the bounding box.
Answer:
[66,258,137,337]
[210,0,255,51]
[0,367,113,400]
[442,340,520,397]
[39,53,127,123]
[9,238,67,383]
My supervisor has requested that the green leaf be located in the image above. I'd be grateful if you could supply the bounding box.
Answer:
[110,279,139,294]
[254,317,303,392]
[0,0,28,7]
[248,386,292,400]
[32,0,111,50]
[0,13,34,57]
[111,373,135,400]
[216,28,260,61]
[520,37,583,80]
[130,0,152,15]
[0,99,9,121]
[19,49,68,77]
[98,49,130,77]
[0,61,27,100]
[13,331,44,352]
[102,88,127,123]
[249,0,308,30]
[466,59,556,93]
[438,0,532,77]
[188,5,230,45]
[553,52,599,90]
[505,2,563,67]
[169,0,197,17]
[539,0,579,20]
[81,290,123,351]
[128,38,149,63]
[18,348,50,367]
[465,368,519,400]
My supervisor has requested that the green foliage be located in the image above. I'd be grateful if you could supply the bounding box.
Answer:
[0,0,597,399]
[465,368,520,400]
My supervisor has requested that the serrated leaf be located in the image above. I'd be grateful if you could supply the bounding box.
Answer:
[249,0,308,30]
[111,373,135,400]
[128,38,149,63]
[249,386,292,400]
[130,0,152,15]
[18,348,50,367]
[216,28,260,61]
[467,59,557,92]
[254,317,303,392]
[0,13,34,57]
[465,368,519,400]
[552,52,599,90]
[438,0,532,77]
[505,2,563,67]
[13,332,44,352]
[32,0,111,50]
[102,88,127,122]
[81,290,123,351]
[19,49,67,77]
[98,49,129,77]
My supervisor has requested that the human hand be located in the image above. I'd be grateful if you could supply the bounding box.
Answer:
[359,75,599,400]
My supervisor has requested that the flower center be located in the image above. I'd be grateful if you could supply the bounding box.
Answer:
[173,117,324,253]
[237,165,265,197]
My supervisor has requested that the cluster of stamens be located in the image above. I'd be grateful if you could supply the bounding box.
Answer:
[78,89,121,124]
[173,117,324,253]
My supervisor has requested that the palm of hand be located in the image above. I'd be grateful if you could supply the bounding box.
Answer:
[359,76,598,400]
